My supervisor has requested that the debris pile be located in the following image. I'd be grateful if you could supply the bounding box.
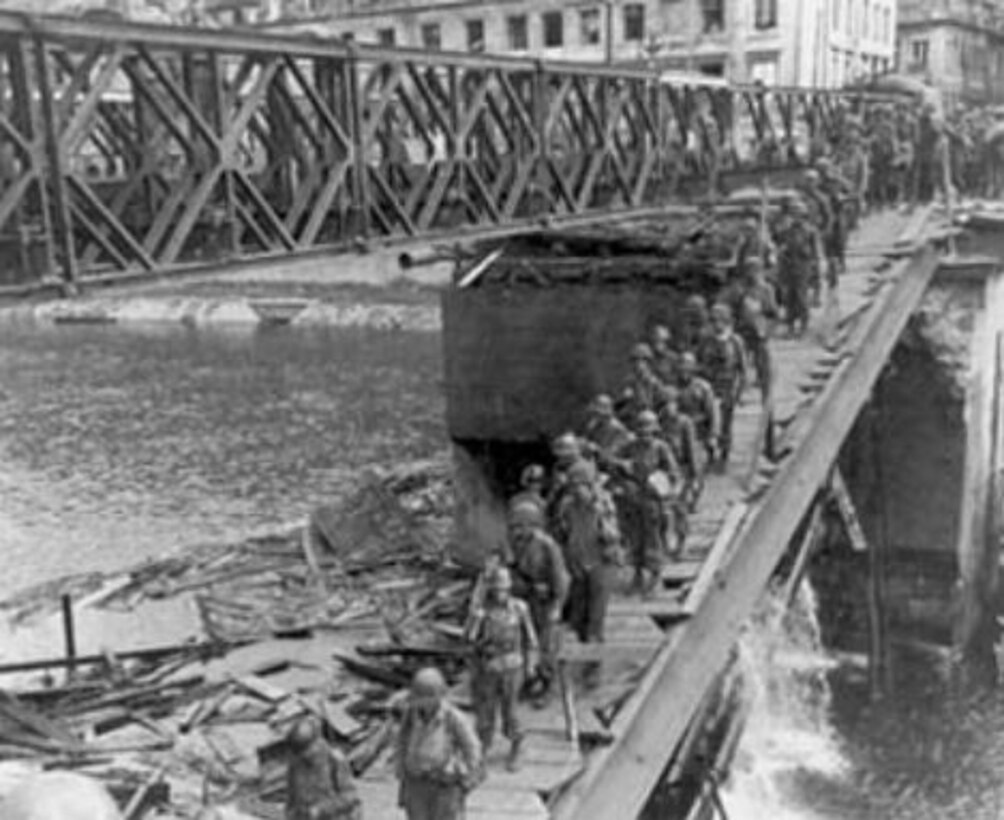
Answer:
[0,457,495,819]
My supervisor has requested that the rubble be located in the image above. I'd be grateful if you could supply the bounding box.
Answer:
[0,455,629,819]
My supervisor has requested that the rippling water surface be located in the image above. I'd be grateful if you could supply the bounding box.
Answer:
[0,321,444,597]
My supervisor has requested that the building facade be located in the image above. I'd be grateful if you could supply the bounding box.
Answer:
[897,0,1004,108]
[259,0,895,88]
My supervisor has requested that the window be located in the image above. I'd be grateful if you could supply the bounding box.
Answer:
[580,8,601,45]
[700,0,724,33]
[507,14,528,50]
[754,0,777,29]
[624,4,645,41]
[376,27,396,46]
[421,22,441,50]
[543,11,563,47]
[466,18,485,52]
[910,38,929,69]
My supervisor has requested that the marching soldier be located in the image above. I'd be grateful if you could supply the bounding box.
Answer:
[656,386,702,516]
[678,294,713,354]
[509,464,547,517]
[286,716,362,820]
[552,459,623,686]
[507,501,570,703]
[581,394,633,468]
[396,667,482,820]
[617,343,663,420]
[465,567,538,771]
[776,199,821,338]
[723,256,778,400]
[648,325,681,386]
[614,410,683,596]
[677,351,720,465]
[698,303,748,467]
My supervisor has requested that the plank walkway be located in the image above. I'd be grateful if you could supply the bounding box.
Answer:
[360,207,936,819]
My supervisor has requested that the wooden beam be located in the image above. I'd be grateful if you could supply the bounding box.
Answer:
[830,468,868,553]
[551,242,939,820]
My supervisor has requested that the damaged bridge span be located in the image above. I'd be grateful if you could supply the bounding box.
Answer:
[438,205,1004,819]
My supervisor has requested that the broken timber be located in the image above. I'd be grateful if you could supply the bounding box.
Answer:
[552,242,940,820]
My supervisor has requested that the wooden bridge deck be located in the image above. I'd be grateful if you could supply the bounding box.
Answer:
[359,207,941,819]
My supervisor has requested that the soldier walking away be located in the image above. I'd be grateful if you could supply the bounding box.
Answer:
[507,501,570,704]
[698,303,748,468]
[465,567,539,772]
[677,352,721,466]
[286,716,362,820]
[776,200,819,338]
[614,410,683,596]
[553,460,623,687]
[547,432,588,518]
[397,667,482,820]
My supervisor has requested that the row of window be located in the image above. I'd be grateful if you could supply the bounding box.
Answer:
[375,4,647,53]
[832,0,895,44]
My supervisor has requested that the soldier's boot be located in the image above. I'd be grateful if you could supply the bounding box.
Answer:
[506,736,524,772]
[478,728,494,754]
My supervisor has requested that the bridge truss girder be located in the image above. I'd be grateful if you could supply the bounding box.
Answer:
[0,12,881,289]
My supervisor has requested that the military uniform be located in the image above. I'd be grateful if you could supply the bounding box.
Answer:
[615,432,683,590]
[697,327,747,465]
[397,698,482,820]
[724,275,777,399]
[466,587,538,764]
[658,404,702,515]
[677,370,720,464]
[554,481,622,645]
[509,527,570,691]
[776,214,818,337]
[286,729,362,820]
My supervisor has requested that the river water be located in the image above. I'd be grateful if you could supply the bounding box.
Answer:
[3,316,1004,819]
[0,320,444,598]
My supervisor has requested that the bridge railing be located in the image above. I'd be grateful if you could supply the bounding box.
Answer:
[0,11,890,290]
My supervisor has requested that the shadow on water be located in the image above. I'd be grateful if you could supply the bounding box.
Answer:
[0,321,444,597]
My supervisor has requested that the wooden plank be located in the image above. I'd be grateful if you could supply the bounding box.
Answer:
[558,641,662,663]
[680,503,749,616]
[551,242,940,820]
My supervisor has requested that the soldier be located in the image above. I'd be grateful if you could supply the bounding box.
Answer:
[776,199,821,338]
[698,303,748,468]
[581,394,633,468]
[509,464,547,517]
[614,410,683,596]
[547,432,588,519]
[507,501,570,703]
[656,386,702,516]
[286,716,362,820]
[816,157,852,285]
[648,325,680,386]
[723,256,778,400]
[677,351,720,465]
[617,342,663,420]
[552,459,622,686]
[678,294,713,354]
[396,667,482,820]
[465,567,538,771]
[800,169,833,304]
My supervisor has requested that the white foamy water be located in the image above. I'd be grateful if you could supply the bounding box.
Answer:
[722,582,850,820]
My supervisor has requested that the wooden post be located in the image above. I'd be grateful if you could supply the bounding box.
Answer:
[867,381,891,698]
[61,593,77,680]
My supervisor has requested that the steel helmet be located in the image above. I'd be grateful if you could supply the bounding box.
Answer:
[565,459,597,487]
[590,394,614,417]
[488,566,513,590]
[520,464,546,487]
[508,499,544,527]
[411,666,447,698]
[630,342,654,361]
[637,409,660,434]
[552,432,581,459]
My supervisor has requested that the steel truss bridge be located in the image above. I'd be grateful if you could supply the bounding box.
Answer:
[0,11,892,292]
